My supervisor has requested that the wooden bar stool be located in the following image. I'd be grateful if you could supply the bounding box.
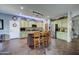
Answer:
[34,31,40,49]
[45,31,51,46]
[42,31,48,47]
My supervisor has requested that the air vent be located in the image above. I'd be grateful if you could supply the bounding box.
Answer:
[32,11,44,17]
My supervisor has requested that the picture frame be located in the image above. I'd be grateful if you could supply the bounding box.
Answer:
[0,19,4,30]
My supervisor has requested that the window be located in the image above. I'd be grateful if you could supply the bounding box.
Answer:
[0,19,3,30]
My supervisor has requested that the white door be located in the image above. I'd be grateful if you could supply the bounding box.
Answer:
[9,20,20,39]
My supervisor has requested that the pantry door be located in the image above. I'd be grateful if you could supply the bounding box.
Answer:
[9,20,20,39]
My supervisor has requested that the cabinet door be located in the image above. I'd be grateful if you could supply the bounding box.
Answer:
[57,32,61,39]
[25,21,28,27]
[20,20,26,27]
[20,31,27,38]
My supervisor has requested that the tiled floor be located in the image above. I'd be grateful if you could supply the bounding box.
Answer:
[0,38,79,55]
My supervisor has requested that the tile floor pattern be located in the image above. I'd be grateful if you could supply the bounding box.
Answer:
[0,38,79,55]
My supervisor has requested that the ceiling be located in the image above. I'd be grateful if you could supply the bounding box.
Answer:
[0,4,79,19]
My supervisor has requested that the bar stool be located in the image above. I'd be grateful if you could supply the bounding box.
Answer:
[45,31,50,46]
[34,31,40,49]
[42,31,48,47]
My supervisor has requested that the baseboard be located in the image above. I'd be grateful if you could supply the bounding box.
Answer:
[7,37,27,40]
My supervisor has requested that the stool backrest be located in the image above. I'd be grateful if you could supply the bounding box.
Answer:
[34,31,40,38]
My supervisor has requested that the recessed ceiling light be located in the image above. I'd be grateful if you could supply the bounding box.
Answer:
[20,6,24,10]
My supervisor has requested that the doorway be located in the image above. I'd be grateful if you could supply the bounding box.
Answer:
[9,20,20,39]
[72,16,79,39]
[55,24,58,39]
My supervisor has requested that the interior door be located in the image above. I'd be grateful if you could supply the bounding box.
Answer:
[9,20,20,39]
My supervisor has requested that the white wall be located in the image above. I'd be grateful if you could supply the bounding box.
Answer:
[72,17,79,37]
[0,13,13,34]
